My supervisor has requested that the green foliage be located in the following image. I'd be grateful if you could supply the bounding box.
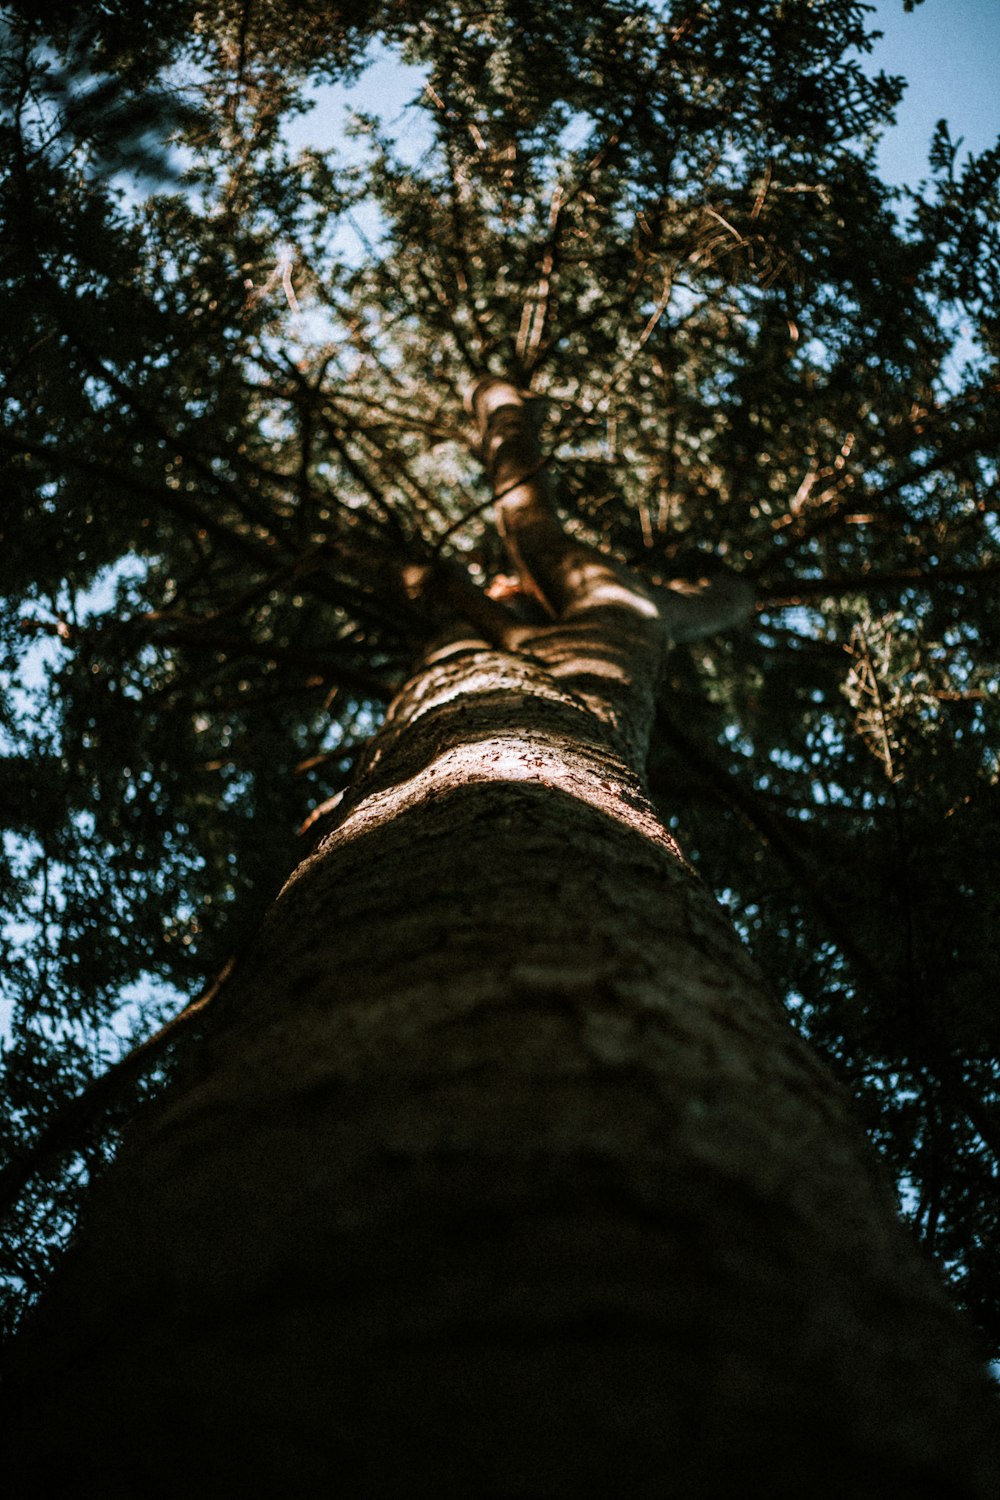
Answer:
[1,0,998,1356]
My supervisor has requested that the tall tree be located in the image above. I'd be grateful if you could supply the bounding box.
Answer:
[2,0,999,1490]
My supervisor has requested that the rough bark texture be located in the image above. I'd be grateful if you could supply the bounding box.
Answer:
[6,384,1000,1495]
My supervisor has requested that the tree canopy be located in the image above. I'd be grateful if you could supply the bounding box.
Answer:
[1,0,998,1357]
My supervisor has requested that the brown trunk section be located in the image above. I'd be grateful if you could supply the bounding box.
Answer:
[7,631,999,1497]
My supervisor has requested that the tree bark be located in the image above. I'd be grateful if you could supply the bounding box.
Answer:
[6,387,999,1496]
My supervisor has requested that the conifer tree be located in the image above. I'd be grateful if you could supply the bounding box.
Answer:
[2,2,999,1490]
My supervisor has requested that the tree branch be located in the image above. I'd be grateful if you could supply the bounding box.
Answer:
[0,960,237,1222]
[758,559,1000,605]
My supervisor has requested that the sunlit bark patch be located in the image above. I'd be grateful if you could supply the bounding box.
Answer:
[329,733,687,860]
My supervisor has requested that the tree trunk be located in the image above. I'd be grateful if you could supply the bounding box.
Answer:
[7,383,999,1494]
[7,628,999,1496]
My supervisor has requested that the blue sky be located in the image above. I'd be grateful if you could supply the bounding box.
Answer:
[867,0,1000,185]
